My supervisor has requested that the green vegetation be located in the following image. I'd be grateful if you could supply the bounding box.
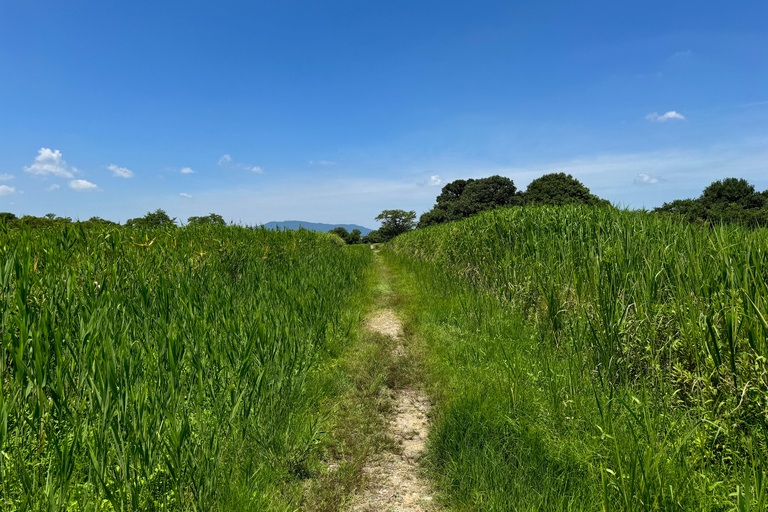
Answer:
[125,209,177,228]
[363,209,416,244]
[0,222,373,510]
[418,175,521,228]
[386,205,768,511]
[327,226,362,245]
[186,213,226,226]
[524,172,609,207]
[655,177,768,228]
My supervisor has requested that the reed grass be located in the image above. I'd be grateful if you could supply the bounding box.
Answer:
[0,223,372,510]
[386,205,768,511]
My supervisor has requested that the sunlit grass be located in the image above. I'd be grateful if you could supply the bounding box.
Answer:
[0,223,372,510]
[386,205,768,511]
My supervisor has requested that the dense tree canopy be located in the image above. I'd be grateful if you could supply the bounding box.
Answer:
[523,173,608,206]
[328,226,362,244]
[362,209,416,243]
[419,175,521,228]
[125,209,176,228]
[187,213,226,226]
[655,177,768,228]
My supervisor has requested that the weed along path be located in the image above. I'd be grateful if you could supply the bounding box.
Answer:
[350,255,438,512]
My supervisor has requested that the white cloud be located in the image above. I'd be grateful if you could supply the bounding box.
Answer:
[69,179,99,191]
[180,192,193,198]
[671,50,693,58]
[309,160,336,166]
[24,148,74,178]
[0,185,16,196]
[428,175,442,186]
[108,164,134,178]
[0,173,13,181]
[219,154,264,173]
[47,184,60,191]
[634,173,666,185]
[646,111,686,122]
[180,167,195,174]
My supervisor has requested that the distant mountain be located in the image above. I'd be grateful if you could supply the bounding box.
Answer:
[263,220,374,236]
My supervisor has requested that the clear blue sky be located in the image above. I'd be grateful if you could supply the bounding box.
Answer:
[2,1,767,227]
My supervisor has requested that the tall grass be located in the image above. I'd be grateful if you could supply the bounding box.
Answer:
[386,206,768,510]
[0,223,371,510]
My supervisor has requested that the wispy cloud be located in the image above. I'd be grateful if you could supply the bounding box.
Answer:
[180,192,193,198]
[309,160,336,166]
[671,50,693,58]
[108,164,134,178]
[646,111,686,122]
[69,179,99,191]
[428,175,442,186]
[219,154,264,173]
[180,167,196,174]
[634,173,666,186]
[0,185,16,196]
[0,174,13,181]
[24,148,75,178]
[47,184,60,191]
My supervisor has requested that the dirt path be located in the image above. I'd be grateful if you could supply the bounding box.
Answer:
[351,308,437,512]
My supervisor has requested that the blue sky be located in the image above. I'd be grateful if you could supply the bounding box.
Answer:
[1,1,767,228]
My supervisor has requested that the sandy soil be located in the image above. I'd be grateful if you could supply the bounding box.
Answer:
[352,310,438,512]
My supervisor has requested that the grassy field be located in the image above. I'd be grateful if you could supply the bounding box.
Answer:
[386,205,768,511]
[0,223,373,510]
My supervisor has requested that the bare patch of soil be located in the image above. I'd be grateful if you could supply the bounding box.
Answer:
[353,310,438,512]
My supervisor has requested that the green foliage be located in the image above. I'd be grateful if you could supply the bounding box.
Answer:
[125,208,176,228]
[327,227,363,245]
[386,206,768,511]
[524,172,609,206]
[655,177,768,228]
[374,209,416,241]
[361,229,385,244]
[187,212,226,226]
[418,175,521,228]
[0,223,372,509]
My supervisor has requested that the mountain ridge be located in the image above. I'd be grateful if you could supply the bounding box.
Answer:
[262,220,374,235]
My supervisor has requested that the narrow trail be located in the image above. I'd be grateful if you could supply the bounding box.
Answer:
[350,256,438,512]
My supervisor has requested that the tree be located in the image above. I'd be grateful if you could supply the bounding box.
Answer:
[125,209,176,228]
[188,213,226,226]
[348,229,362,245]
[419,175,521,228]
[361,230,385,244]
[375,210,416,241]
[654,177,768,228]
[523,173,608,206]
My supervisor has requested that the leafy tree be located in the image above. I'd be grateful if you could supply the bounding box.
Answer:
[188,213,226,226]
[329,226,350,242]
[348,229,362,244]
[361,230,385,244]
[125,208,176,228]
[523,173,608,206]
[655,177,768,228]
[375,209,416,241]
[0,212,17,224]
[419,175,521,228]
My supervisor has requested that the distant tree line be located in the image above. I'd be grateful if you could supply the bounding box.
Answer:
[654,177,768,228]
[0,209,230,229]
[327,226,362,245]
[417,172,609,229]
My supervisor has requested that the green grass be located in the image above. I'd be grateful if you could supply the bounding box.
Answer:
[0,223,373,510]
[385,205,768,511]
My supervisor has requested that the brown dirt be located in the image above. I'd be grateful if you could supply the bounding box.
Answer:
[352,310,438,512]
